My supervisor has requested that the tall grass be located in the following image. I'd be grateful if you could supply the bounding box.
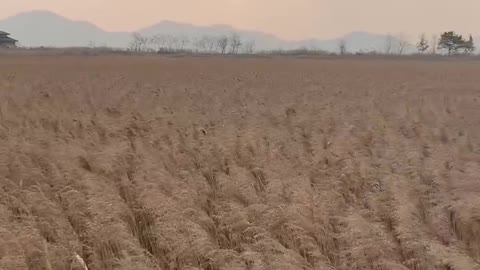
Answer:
[0,55,479,270]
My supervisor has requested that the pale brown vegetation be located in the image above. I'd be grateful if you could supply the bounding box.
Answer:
[1,55,480,270]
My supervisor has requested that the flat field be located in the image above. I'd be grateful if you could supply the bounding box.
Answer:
[1,55,480,270]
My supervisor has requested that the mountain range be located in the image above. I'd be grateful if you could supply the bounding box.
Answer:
[0,10,467,53]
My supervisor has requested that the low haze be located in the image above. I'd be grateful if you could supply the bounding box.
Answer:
[1,0,479,40]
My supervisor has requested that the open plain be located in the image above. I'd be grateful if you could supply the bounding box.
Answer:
[1,55,480,270]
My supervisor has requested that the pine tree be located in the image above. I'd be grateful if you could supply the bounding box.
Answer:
[462,35,476,54]
[417,33,430,53]
[438,31,465,56]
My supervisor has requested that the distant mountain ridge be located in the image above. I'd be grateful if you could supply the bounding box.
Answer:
[0,10,449,53]
[0,11,130,48]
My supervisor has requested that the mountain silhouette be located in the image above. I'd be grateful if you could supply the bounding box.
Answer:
[0,10,417,52]
[0,11,130,48]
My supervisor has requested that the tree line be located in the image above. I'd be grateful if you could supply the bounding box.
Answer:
[128,32,256,54]
[417,31,475,56]
[342,31,476,56]
[128,31,476,56]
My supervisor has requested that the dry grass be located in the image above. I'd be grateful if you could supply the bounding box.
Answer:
[1,55,480,270]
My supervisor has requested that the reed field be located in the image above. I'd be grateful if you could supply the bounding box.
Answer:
[1,55,480,270]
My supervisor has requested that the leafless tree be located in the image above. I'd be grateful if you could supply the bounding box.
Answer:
[164,35,179,51]
[139,35,150,51]
[129,33,149,52]
[177,35,190,50]
[205,36,217,53]
[150,34,167,51]
[128,37,141,52]
[229,33,242,54]
[431,34,438,54]
[396,34,410,55]
[338,40,347,55]
[384,34,394,54]
[193,35,216,53]
[192,37,202,52]
[193,36,208,53]
[242,40,256,54]
[216,36,229,54]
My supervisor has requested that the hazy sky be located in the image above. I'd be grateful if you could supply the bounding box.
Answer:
[1,0,478,40]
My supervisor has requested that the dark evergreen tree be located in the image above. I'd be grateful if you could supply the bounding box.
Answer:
[462,35,476,54]
[417,33,430,53]
[438,31,465,56]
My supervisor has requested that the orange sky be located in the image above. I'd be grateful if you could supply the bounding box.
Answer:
[1,0,478,40]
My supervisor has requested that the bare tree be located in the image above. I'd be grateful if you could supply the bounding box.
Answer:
[216,36,229,54]
[229,33,242,54]
[151,34,167,52]
[129,33,149,52]
[242,40,256,54]
[338,40,347,55]
[193,36,208,53]
[396,34,410,55]
[139,34,150,52]
[128,36,141,52]
[384,34,394,54]
[177,35,190,51]
[164,35,179,51]
[193,37,203,52]
[431,34,438,54]
[205,36,217,53]
[416,33,429,53]
[193,35,216,53]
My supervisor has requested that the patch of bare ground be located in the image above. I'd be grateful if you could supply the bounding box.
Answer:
[1,55,480,269]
